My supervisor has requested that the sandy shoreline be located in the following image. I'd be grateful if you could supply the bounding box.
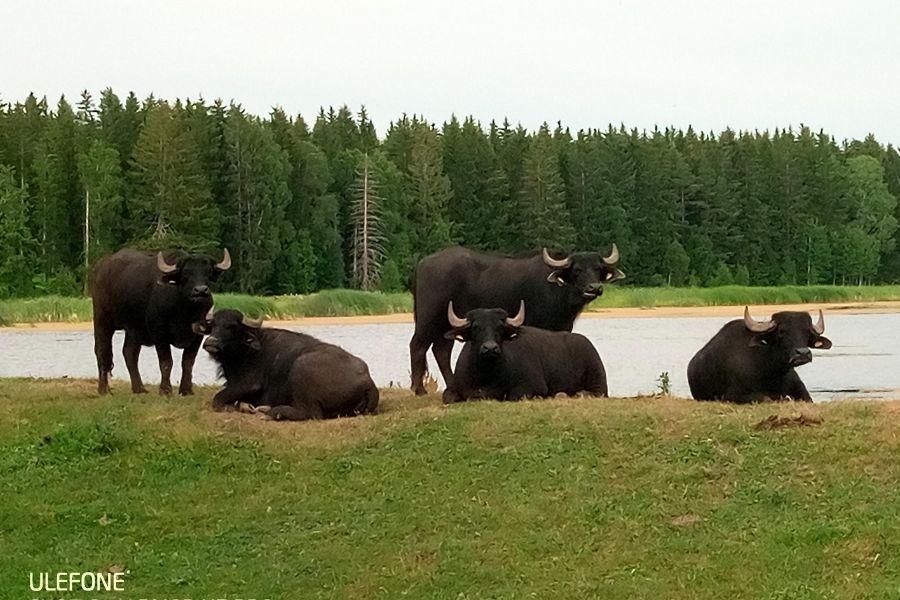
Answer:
[4,300,900,332]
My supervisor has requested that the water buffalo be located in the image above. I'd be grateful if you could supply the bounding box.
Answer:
[687,307,833,403]
[194,309,379,421]
[442,301,609,403]
[90,248,231,395]
[410,245,623,394]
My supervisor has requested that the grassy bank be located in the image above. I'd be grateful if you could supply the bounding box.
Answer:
[2,379,899,598]
[2,285,900,325]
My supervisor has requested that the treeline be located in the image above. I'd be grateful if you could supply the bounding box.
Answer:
[0,89,899,297]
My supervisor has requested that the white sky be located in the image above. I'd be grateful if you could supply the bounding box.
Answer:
[3,0,899,144]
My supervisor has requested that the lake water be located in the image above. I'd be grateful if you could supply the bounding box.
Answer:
[1,313,898,401]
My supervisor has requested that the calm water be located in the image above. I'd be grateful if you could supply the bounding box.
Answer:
[1,313,898,401]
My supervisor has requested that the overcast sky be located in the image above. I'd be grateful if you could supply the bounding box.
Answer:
[3,0,899,143]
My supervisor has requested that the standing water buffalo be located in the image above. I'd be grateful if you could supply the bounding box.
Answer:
[443,301,608,403]
[194,309,378,421]
[687,307,833,403]
[410,244,624,394]
[90,248,231,395]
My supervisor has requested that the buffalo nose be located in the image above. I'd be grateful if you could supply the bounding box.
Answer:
[588,283,604,292]
[480,341,500,357]
[791,348,812,366]
[203,336,221,353]
[192,285,210,297]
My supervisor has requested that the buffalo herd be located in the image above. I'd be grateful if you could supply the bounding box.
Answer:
[89,244,833,421]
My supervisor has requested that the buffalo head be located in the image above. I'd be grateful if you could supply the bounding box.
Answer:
[444,301,525,358]
[743,306,832,367]
[193,308,263,357]
[542,244,624,304]
[157,248,231,303]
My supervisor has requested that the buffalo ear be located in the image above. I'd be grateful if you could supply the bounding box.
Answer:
[605,267,626,282]
[503,325,519,340]
[812,336,832,350]
[546,270,566,286]
[444,328,468,342]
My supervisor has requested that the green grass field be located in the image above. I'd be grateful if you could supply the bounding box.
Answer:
[2,285,900,325]
[2,378,899,598]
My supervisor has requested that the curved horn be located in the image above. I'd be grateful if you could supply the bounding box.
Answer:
[743,306,776,333]
[603,243,620,265]
[216,248,232,271]
[205,306,215,321]
[506,300,526,327]
[157,252,177,274]
[447,301,468,328]
[241,314,262,328]
[812,309,825,335]
[542,247,571,269]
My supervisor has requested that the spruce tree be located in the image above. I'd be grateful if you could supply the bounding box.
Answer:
[128,100,218,247]
[516,124,575,251]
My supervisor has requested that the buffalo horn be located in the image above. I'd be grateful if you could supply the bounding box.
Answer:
[743,306,776,333]
[542,248,572,269]
[506,300,526,327]
[447,301,469,328]
[205,306,215,321]
[241,315,263,328]
[157,252,178,274]
[812,309,825,335]
[603,243,620,265]
[216,248,232,271]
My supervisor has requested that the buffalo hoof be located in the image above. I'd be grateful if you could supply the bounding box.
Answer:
[255,405,272,414]
[159,384,173,396]
[442,390,462,404]
[132,386,148,394]
[179,386,194,396]
[237,402,256,414]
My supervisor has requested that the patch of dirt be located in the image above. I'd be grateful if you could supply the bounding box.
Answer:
[753,414,823,430]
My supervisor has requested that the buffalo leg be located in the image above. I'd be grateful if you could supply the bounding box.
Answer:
[409,331,431,395]
[431,337,455,393]
[212,385,261,411]
[266,403,322,422]
[94,322,115,395]
[122,333,147,394]
[155,343,173,395]
[782,370,813,402]
[178,336,202,395]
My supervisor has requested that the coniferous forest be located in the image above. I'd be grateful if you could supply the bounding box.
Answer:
[1,89,899,298]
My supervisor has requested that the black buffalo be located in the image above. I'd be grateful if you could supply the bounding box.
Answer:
[410,245,623,394]
[442,301,609,403]
[91,248,231,395]
[687,307,833,403]
[194,309,379,421]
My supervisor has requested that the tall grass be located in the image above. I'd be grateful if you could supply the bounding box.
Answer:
[593,284,900,309]
[1,285,898,324]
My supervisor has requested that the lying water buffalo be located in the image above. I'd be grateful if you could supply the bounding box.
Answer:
[194,309,379,421]
[442,301,609,403]
[90,248,231,395]
[687,307,833,403]
[410,244,623,395]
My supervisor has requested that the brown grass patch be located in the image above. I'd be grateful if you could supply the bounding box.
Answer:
[753,414,824,430]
